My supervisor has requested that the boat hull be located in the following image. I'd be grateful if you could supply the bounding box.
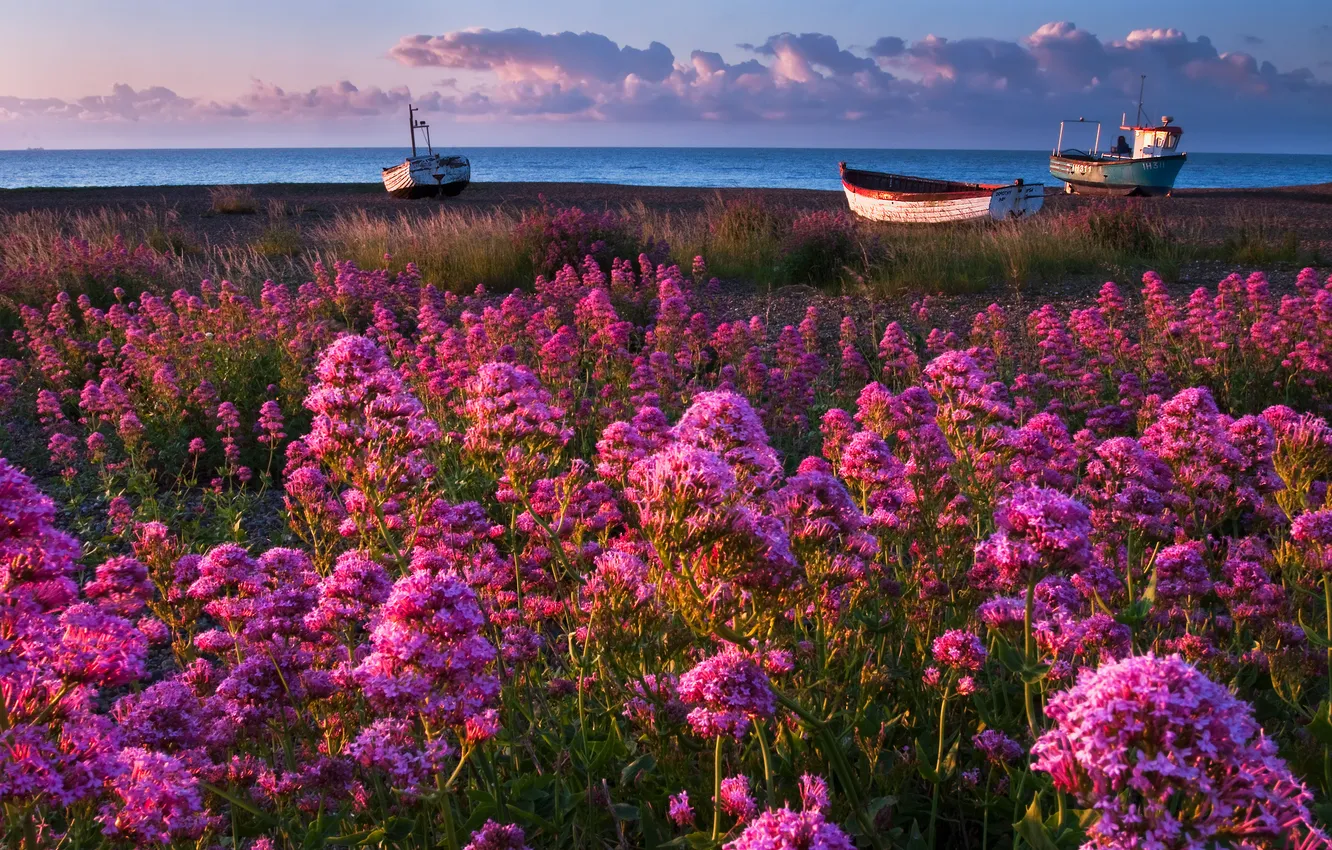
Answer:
[842,178,1045,223]
[382,155,471,199]
[1049,154,1186,196]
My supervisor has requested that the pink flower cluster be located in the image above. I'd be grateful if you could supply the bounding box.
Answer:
[1032,654,1326,849]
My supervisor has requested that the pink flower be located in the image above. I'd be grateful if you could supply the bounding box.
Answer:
[464,820,531,850]
[354,570,499,726]
[304,549,392,634]
[84,556,154,617]
[724,807,854,850]
[627,442,736,547]
[972,487,1092,591]
[256,400,286,446]
[673,391,781,492]
[973,730,1023,764]
[668,790,695,827]
[106,495,133,534]
[1032,654,1326,850]
[719,774,757,822]
[346,717,455,799]
[55,603,148,687]
[678,649,776,739]
[798,774,829,813]
[932,630,987,671]
[99,748,209,845]
[462,361,571,476]
[1292,509,1332,571]
[464,709,501,744]
[0,458,79,609]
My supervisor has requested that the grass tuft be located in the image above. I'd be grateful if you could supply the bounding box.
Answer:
[209,185,259,215]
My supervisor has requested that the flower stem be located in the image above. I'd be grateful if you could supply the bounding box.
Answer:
[756,724,774,808]
[712,735,724,841]
[1324,575,1332,706]
[1023,572,1040,736]
[927,687,949,848]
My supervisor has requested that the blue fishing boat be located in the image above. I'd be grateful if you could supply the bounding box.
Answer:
[1049,77,1186,196]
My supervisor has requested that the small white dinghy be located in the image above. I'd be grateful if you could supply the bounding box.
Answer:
[382,104,470,199]
[839,162,1044,224]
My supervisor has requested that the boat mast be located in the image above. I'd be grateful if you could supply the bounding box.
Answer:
[409,104,417,158]
[1135,75,1146,127]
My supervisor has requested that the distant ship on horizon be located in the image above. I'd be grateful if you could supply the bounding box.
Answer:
[25,146,44,151]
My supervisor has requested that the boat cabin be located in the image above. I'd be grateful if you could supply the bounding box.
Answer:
[1123,117,1182,159]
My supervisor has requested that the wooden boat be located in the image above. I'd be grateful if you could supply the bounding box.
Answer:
[840,163,1045,224]
[382,104,470,199]
[1049,76,1186,196]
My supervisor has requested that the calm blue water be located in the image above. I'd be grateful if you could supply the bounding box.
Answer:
[2,147,1329,191]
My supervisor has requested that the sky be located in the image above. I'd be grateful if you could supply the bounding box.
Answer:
[1,0,1329,151]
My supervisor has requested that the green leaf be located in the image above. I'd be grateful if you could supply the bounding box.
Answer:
[1309,701,1332,746]
[1014,796,1060,850]
[1088,587,1114,617]
[657,831,720,850]
[940,737,961,780]
[620,753,656,787]
[641,801,663,850]
[1139,560,1160,605]
[902,820,929,850]
[1072,808,1100,830]
[610,803,640,821]
[914,736,939,783]
[1299,613,1332,648]
[1020,662,1052,685]
[1114,598,1153,630]
[993,637,1028,673]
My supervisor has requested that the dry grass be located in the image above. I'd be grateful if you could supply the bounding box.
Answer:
[0,205,308,307]
[313,208,534,291]
[2,195,1321,311]
[208,185,258,215]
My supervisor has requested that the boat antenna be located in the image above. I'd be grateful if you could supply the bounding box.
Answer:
[408,104,417,158]
[1135,75,1146,127]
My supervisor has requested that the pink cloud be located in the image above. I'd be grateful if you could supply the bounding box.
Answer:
[389,28,675,84]
[0,80,439,124]
[384,22,1326,130]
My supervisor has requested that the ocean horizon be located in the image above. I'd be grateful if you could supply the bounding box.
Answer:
[3,146,1330,191]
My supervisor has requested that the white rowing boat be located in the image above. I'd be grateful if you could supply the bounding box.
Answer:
[839,163,1044,223]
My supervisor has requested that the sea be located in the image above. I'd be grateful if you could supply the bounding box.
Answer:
[2,147,1330,191]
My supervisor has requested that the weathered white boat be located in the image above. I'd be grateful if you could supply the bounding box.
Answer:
[839,163,1044,224]
[382,104,470,199]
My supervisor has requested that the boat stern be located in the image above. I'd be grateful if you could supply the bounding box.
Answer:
[988,183,1046,220]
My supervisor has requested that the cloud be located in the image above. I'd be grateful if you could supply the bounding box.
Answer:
[389,28,675,83]
[230,80,427,118]
[1241,35,1264,46]
[743,32,879,80]
[0,80,437,124]
[379,22,1328,144]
